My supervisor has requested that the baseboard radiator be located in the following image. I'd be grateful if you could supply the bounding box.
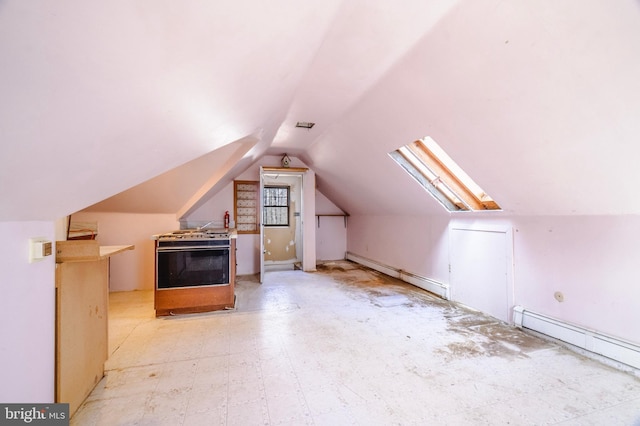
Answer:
[513,306,640,370]
[345,252,449,299]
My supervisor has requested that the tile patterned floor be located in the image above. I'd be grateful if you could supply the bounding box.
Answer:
[72,261,640,425]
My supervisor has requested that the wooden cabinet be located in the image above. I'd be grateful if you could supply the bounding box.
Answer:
[55,241,134,416]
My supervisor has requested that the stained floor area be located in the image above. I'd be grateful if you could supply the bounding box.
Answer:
[72,261,640,425]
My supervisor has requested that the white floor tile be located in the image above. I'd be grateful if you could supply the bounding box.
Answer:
[72,261,640,425]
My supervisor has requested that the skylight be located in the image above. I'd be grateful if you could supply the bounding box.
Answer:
[389,137,501,212]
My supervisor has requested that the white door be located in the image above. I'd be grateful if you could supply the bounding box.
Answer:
[449,226,513,322]
[259,169,305,279]
[259,169,265,283]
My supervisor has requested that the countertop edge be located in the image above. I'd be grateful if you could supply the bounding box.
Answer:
[99,245,135,259]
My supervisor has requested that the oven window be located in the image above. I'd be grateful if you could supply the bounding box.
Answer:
[157,248,230,289]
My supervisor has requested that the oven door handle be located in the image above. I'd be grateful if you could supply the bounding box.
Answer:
[157,246,230,252]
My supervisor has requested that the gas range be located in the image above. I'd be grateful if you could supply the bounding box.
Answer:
[156,228,230,241]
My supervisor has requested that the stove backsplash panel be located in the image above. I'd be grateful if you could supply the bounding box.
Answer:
[180,219,225,230]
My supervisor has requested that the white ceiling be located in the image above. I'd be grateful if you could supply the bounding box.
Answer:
[2,1,640,221]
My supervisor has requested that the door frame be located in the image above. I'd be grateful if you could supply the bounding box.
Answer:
[259,167,306,282]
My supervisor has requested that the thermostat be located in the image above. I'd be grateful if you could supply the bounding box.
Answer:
[29,237,52,263]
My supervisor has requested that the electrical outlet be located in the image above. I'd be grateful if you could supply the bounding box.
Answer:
[29,237,52,263]
[554,291,564,302]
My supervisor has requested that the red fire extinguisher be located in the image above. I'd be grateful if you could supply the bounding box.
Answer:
[224,211,230,229]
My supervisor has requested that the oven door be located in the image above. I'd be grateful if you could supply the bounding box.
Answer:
[156,244,230,289]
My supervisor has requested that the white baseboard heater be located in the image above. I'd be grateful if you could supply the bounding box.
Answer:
[513,306,640,370]
[345,252,449,299]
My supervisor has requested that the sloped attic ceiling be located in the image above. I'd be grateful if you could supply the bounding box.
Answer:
[73,0,458,217]
[82,137,254,214]
[303,1,640,216]
[2,1,640,221]
[0,0,346,220]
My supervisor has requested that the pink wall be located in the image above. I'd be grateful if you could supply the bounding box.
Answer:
[185,184,235,223]
[0,221,55,402]
[348,214,640,344]
[316,216,347,261]
[236,234,260,276]
[511,215,640,343]
[315,190,347,261]
[348,215,450,283]
[71,212,179,291]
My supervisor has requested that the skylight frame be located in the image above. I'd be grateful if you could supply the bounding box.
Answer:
[389,137,501,212]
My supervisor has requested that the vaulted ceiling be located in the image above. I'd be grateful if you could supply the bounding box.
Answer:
[2,1,640,221]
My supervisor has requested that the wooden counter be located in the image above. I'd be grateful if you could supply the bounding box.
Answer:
[100,245,135,258]
[56,240,133,262]
[55,240,134,416]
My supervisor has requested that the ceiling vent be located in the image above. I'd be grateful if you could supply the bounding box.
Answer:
[295,122,315,129]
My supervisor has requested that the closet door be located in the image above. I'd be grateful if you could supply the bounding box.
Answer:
[450,226,513,322]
